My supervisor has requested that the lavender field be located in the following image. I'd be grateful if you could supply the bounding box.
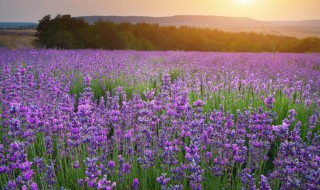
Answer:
[0,49,319,190]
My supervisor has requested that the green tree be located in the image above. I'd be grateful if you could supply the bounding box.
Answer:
[46,30,75,49]
[35,14,320,52]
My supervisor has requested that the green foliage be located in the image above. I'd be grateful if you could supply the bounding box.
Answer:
[47,30,75,49]
[36,14,91,49]
[169,69,182,83]
[36,14,320,52]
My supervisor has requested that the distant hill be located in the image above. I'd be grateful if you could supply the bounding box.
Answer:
[77,15,320,38]
[0,22,37,30]
[272,20,320,27]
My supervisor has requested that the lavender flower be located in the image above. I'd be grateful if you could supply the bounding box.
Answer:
[259,175,271,190]
[108,160,116,171]
[132,178,140,190]
[264,96,275,109]
[239,168,256,190]
[45,162,56,187]
[156,173,171,187]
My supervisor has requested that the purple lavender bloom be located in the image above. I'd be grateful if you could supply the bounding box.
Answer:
[4,180,17,190]
[33,157,44,173]
[288,109,296,123]
[132,178,140,190]
[122,163,131,174]
[73,160,80,169]
[85,157,101,188]
[306,168,320,189]
[78,179,85,188]
[239,168,256,190]
[0,144,9,174]
[259,175,271,190]
[7,141,27,170]
[97,176,116,190]
[30,182,38,190]
[309,114,318,129]
[305,99,311,109]
[264,96,275,109]
[108,160,116,171]
[156,173,171,186]
[193,100,205,108]
[22,169,34,181]
[205,151,212,162]
[170,163,187,181]
[45,162,56,186]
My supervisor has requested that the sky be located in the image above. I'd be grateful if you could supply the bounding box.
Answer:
[0,0,320,22]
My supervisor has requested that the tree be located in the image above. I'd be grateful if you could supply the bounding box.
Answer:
[35,15,51,47]
[35,14,320,52]
[36,14,90,49]
[47,30,75,49]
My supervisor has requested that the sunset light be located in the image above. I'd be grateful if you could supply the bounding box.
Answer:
[0,0,320,190]
[1,0,320,22]
[238,0,252,4]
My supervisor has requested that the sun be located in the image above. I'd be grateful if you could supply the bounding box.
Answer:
[238,0,252,4]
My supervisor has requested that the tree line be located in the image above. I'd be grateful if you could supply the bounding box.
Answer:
[35,14,320,52]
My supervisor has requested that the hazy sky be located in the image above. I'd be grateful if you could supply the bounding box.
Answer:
[1,0,320,22]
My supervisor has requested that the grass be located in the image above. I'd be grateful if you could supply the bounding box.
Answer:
[0,34,36,49]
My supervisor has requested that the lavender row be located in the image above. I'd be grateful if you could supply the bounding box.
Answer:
[0,49,319,189]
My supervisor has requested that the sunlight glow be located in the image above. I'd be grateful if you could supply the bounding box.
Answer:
[238,0,252,4]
